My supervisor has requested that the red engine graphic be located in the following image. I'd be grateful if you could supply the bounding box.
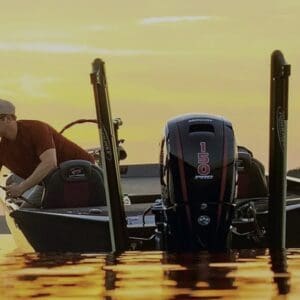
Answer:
[197,142,211,176]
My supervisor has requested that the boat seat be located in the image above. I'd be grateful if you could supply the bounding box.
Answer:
[237,146,268,199]
[41,160,106,208]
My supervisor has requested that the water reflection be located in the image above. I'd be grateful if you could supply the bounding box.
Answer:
[162,252,237,292]
[1,249,300,299]
[0,251,107,299]
[105,252,117,292]
[270,249,290,295]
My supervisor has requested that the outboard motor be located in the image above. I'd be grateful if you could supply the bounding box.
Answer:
[155,114,237,251]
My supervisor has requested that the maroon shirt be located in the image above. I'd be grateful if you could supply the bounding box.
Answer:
[0,120,94,179]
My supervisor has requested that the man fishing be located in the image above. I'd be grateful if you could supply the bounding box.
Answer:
[0,98,94,205]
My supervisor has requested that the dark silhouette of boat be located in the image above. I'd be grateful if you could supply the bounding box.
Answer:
[1,50,298,253]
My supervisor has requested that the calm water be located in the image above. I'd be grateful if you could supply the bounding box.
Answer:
[1,235,300,299]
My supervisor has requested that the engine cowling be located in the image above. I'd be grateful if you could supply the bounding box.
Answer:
[158,114,237,251]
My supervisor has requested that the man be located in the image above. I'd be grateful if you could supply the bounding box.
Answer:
[0,98,94,202]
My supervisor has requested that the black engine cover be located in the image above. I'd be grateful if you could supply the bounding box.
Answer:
[160,114,237,251]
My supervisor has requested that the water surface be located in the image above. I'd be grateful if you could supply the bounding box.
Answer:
[1,236,299,299]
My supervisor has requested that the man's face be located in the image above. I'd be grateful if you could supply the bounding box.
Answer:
[0,114,9,136]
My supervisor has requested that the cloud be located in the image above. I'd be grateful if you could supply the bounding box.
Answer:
[83,25,112,32]
[0,42,166,56]
[19,74,58,98]
[0,75,58,100]
[11,30,72,39]
[0,87,16,98]
[140,15,214,25]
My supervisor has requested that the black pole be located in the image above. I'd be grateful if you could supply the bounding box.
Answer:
[268,50,291,250]
[270,249,290,295]
[90,58,128,252]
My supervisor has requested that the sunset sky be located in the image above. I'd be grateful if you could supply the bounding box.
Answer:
[0,0,299,168]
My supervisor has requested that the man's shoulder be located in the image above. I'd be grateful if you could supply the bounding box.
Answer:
[18,119,52,129]
[18,120,58,137]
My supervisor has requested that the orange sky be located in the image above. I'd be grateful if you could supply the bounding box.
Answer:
[0,0,299,168]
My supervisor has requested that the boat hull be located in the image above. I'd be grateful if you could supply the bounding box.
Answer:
[2,166,300,252]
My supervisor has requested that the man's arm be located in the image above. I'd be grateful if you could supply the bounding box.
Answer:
[7,148,57,198]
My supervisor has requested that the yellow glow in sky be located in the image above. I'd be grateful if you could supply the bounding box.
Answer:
[0,0,299,167]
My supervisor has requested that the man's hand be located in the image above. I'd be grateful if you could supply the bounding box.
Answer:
[6,182,26,198]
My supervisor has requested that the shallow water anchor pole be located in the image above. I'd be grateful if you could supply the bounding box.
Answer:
[269,50,291,250]
[90,58,128,252]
